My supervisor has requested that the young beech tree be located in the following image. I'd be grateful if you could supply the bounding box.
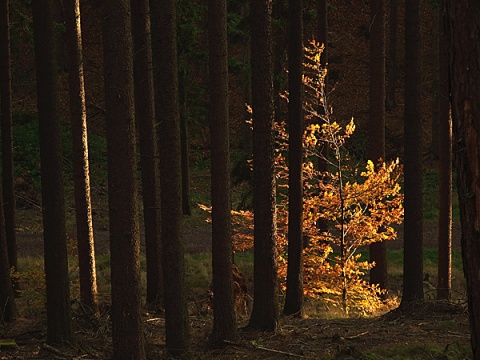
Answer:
[226,42,404,315]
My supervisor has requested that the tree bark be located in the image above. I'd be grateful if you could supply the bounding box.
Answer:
[102,0,145,357]
[445,0,480,356]
[386,0,398,111]
[208,0,238,345]
[131,0,163,310]
[32,0,73,344]
[0,0,17,274]
[401,0,424,306]
[150,0,191,354]
[248,0,279,332]
[64,0,98,315]
[368,0,388,291]
[436,2,452,301]
[284,0,304,317]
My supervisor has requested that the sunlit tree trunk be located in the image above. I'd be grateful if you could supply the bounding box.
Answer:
[368,0,388,291]
[131,0,163,310]
[150,0,191,354]
[436,2,452,301]
[102,0,145,357]
[0,0,17,275]
[32,0,73,344]
[284,0,304,317]
[248,0,279,332]
[445,0,480,356]
[64,0,98,315]
[401,0,424,307]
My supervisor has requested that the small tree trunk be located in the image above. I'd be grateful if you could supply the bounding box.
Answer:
[385,0,398,111]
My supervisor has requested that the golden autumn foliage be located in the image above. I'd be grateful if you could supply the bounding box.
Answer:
[201,41,404,315]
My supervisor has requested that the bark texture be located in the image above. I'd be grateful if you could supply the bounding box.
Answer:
[102,0,145,357]
[368,0,388,290]
[131,0,163,310]
[64,0,98,315]
[208,0,238,345]
[150,0,191,354]
[32,0,73,344]
[401,0,424,306]
[445,0,480,355]
[284,0,304,316]
[248,0,279,331]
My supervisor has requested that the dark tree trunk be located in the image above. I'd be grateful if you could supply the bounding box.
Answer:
[436,2,452,301]
[248,0,279,332]
[32,0,73,344]
[150,0,191,354]
[445,1,480,356]
[102,0,145,358]
[368,0,388,291]
[64,0,98,315]
[131,0,163,310]
[208,0,238,345]
[0,185,16,322]
[430,2,440,160]
[401,0,424,306]
[284,0,304,317]
[0,0,17,274]
[386,0,398,111]
[179,69,191,216]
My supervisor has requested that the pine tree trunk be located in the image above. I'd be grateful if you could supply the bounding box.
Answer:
[284,0,304,317]
[401,0,424,306]
[102,0,145,357]
[445,0,480,355]
[386,0,398,111]
[0,0,17,274]
[150,0,191,354]
[32,0,73,344]
[248,0,279,331]
[64,0,98,315]
[208,0,238,345]
[368,0,388,291]
[436,2,452,301]
[131,0,163,310]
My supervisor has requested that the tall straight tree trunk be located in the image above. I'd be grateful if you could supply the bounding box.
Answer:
[368,0,388,291]
[401,0,424,307]
[248,0,279,332]
[430,2,440,159]
[0,0,17,274]
[386,0,398,111]
[284,0,304,317]
[150,0,191,354]
[436,2,452,300]
[445,1,480,356]
[64,0,98,315]
[208,0,238,345]
[102,0,145,358]
[131,0,163,310]
[32,0,73,345]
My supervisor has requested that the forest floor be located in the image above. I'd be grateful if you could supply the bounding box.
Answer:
[0,208,471,359]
